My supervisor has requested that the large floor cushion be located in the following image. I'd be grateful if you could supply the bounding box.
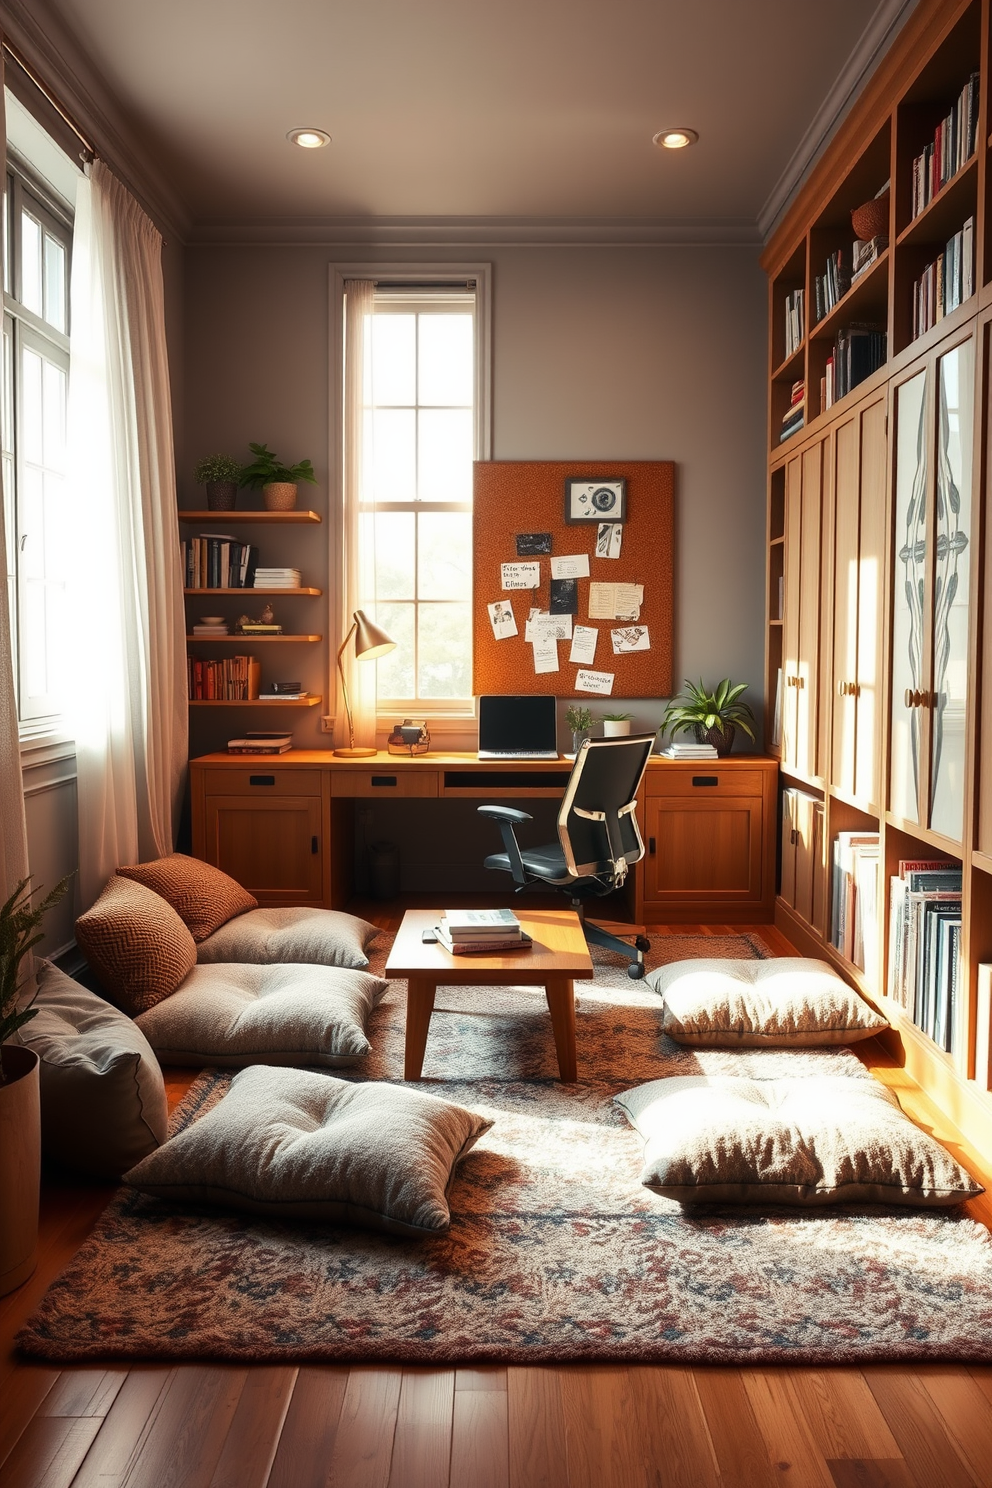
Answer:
[116,853,257,942]
[134,962,387,1067]
[18,960,167,1178]
[197,906,377,970]
[646,957,888,1046]
[75,876,197,1015]
[615,1074,983,1207]
[124,1065,493,1235]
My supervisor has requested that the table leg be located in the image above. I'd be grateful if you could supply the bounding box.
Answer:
[543,977,577,1082]
[404,976,438,1080]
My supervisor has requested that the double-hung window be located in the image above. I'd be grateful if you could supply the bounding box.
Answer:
[2,154,73,731]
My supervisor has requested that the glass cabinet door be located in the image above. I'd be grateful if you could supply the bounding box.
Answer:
[889,368,928,826]
[928,338,973,841]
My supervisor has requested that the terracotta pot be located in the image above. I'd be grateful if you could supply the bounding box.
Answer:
[262,482,298,512]
[0,1044,40,1296]
[694,722,735,756]
[205,481,238,511]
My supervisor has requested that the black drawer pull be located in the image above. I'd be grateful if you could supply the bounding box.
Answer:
[692,776,719,787]
[371,775,397,787]
[649,837,656,856]
[249,775,276,786]
[311,835,319,854]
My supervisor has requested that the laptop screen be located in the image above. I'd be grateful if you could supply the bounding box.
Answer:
[478,694,558,753]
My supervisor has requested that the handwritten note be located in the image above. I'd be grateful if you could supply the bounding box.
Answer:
[569,625,598,665]
[532,636,559,673]
[596,523,622,559]
[611,625,649,654]
[526,611,572,643]
[588,582,643,621]
[501,561,540,590]
[487,600,517,639]
[575,668,614,696]
[550,553,590,580]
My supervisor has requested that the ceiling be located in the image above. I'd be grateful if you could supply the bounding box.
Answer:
[43,0,909,237]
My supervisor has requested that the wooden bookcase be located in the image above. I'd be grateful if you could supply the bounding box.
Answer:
[179,508,324,710]
[762,0,992,1156]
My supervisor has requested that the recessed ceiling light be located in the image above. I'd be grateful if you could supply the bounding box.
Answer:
[287,128,331,149]
[653,128,698,150]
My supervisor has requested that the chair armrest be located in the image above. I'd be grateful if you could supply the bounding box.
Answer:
[477,805,532,824]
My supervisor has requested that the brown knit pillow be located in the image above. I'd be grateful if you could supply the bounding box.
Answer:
[116,853,257,942]
[75,876,197,1015]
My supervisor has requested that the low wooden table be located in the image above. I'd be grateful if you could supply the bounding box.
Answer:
[385,909,595,1082]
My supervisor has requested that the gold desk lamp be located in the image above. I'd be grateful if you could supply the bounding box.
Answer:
[334,609,395,758]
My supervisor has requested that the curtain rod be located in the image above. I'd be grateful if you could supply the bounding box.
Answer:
[2,38,96,160]
[370,280,476,291]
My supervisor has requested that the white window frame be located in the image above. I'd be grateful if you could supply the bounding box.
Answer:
[330,262,491,728]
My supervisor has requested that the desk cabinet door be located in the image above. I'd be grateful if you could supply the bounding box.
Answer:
[201,793,326,907]
[642,795,764,909]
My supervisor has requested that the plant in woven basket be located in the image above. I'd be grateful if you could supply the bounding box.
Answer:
[661,678,755,757]
[0,876,72,1074]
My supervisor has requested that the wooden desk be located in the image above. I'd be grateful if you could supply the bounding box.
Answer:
[386,909,593,1081]
[189,750,778,923]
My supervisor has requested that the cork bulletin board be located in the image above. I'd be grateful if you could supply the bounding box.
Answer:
[473,460,674,698]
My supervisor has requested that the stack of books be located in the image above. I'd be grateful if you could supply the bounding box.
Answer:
[227,732,293,755]
[257,680,307,700]
[851,234,888,283]
[887,859,963,1054]
[192,620,229,636]
[911,216,974,340]
[238,621,283,635]
[780,380,805,443]
[435,908,530,955]
[658,740,719,760]
[830,831,880,986]
[783,288,804,358]
[910,71,980,220]
[254,567,302,589]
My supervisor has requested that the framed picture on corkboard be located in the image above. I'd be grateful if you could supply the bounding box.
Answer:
[473,460,674,699]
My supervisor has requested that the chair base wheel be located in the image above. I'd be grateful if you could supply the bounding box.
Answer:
[635,935,651,953]
[627,962,646,979]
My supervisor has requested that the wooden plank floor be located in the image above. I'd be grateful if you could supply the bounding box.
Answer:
[3,915,992,1488]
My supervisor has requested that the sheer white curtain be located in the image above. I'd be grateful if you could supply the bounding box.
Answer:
[334,280,377,749]
[65,161,187,907]
[0,72,31,902]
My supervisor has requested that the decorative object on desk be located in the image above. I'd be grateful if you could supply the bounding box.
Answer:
[601,712,632,737]
[0,875,71,1296]
[335,609,396,757]
[564,476,626,524]
[851,187,890,244]
[193,453,241,512]
[239,442,317,512]
[387,719,430,756]
[237,605,281,634]
[661,677,755,758]
[564,703,592,754]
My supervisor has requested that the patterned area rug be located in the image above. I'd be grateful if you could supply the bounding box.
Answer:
[18,932,992,1364]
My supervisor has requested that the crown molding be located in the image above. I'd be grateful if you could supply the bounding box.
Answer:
[187,215,762,250]
[2,0,191,241]
[758,0,920,241]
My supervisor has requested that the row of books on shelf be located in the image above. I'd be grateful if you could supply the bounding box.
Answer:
[911,216,974,341]
[779,379,805,442]
[820,325,886,413]
[910,72,979,220]
[830,832,879,987]
[887,859,962,1055]
[187,655,260,701]
[182,536,259,590]
[783,287,804,358]
[812,234,888,325]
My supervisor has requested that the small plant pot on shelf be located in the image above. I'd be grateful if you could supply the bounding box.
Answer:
[263,482,298,512]
[602,720,631,737]
[0,1044,41,1297]
[205,481,238,512]
[694,723,735,756]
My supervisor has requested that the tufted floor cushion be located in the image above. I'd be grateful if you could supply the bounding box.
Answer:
[133,962,386,1068]
[124,1064,492,1235]
[196,906,377,971]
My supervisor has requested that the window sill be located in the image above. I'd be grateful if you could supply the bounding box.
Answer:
[19,729,76,771]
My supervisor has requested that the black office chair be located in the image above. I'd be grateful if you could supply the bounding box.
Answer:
[479,733,655,978]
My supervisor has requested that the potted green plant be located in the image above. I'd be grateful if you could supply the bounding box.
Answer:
[193,454,242,512]
[565,704,592,754]
[661,678,756,757]
[239,442,317,512]
[0,875,70,1296]
[600,711,633,738]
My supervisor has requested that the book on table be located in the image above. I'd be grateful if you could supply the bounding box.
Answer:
[435,917,532,955]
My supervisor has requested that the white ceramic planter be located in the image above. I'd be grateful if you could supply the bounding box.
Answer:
[0,1044,40,1296]
[602,719,631,737]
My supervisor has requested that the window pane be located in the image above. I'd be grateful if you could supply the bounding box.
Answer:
[418,409,473,501]
[21,346,44,464]
[21,211,42,316]
[2,320,15,661]
[373,601,415,698]
[43,233,67,333]
[419,314,473,406]
[367,408,416,501]
[374,512,415,599]
[418,603,471,697]
[18,339,68,720]
[371,314,415,405]
[418,511,471,600]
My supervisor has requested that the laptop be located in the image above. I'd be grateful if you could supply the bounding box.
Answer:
[478,694,559,760]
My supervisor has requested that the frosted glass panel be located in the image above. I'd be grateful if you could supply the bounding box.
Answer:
[929,339,973,840]
[889,369,927,825]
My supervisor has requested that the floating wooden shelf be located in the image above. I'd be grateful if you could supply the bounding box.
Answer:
[186,634,322,643]
[184,587,322,596]
[188,696,323,708]
[178,510,322,524]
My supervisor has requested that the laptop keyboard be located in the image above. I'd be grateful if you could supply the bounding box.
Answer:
[478,749,560,759]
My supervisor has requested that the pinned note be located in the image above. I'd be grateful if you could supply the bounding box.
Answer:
[516,532,552,556]
[588,582,643,620]
[550,553,590,579]
[533,635,559,673]
[569,625,598,665]
[611,625,649,653]
[526,611,572,643]
[487,600,518,639]
[550,577,578,615]
[575,668,614,696]
[501,561,541,589]
[596,523,622,559]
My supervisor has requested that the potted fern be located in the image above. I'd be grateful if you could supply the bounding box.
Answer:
[0,876,70,1296]
[661,678,756,757]
[239,442,317,511]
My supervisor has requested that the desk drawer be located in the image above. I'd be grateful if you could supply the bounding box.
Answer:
[196,767,323,797]
[330,770,439,798]
[646,769,763,798]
